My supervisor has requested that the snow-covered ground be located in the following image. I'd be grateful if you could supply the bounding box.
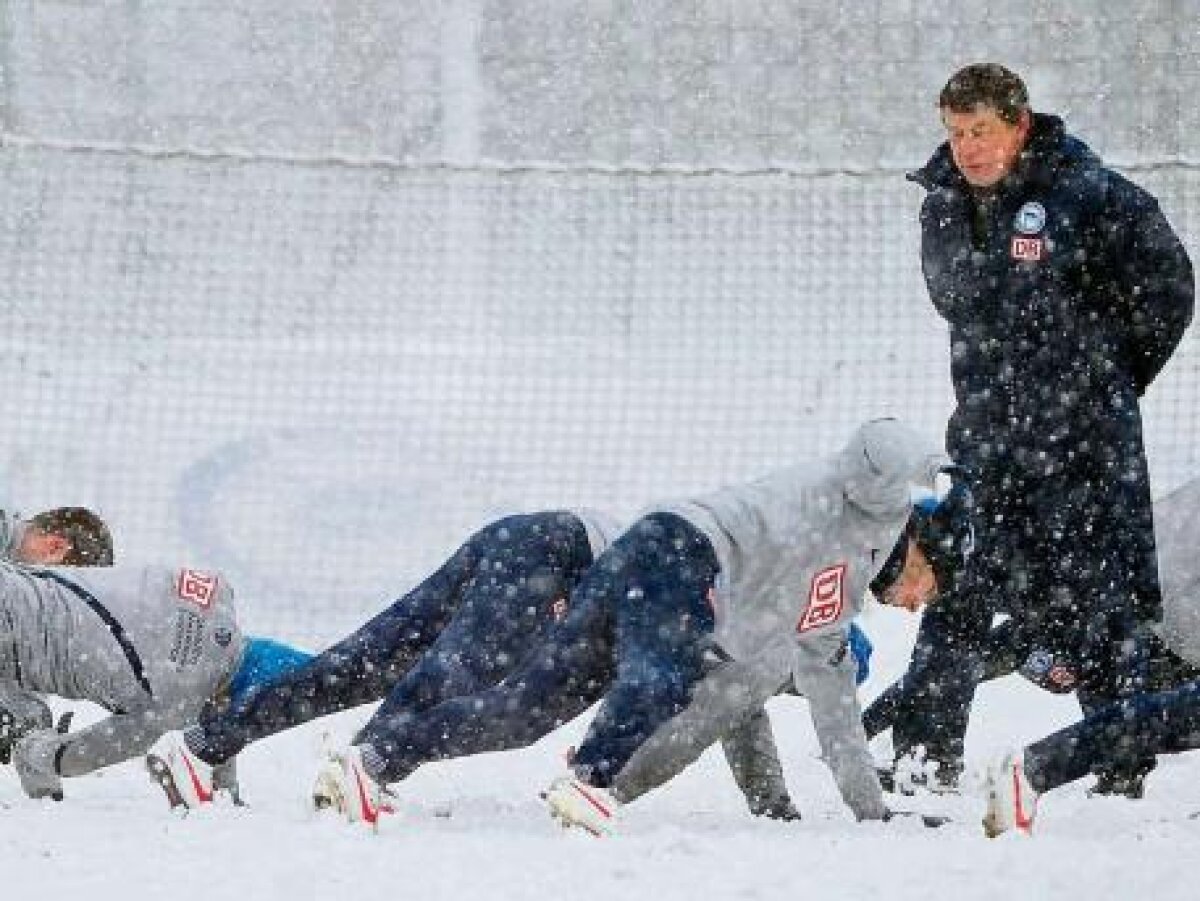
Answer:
[6,603,1199,901]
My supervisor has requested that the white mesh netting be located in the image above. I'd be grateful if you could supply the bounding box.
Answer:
[2,2,1198,642]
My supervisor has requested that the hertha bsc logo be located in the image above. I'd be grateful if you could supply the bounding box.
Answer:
[797,563,847,633]
[1014,201,1047,235]
[176,569,219,609]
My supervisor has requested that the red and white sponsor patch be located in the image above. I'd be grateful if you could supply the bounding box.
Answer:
[1010,236,1045,261]
[797,563,847,633]
[176,569,219,609]
[1048,665,1078,689]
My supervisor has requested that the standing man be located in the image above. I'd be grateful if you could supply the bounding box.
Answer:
[898,63,1194,787]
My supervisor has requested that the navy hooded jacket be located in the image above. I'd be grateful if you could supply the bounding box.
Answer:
[910,114,1193,475]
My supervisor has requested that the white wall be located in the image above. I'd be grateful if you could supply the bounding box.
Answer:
[2,1,1195,168]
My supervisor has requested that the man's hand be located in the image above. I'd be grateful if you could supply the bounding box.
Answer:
[11,712,73,801]
[747,789,802,821]
[0,697,54,764]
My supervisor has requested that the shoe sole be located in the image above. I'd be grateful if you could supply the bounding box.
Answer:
[146,753,189,812]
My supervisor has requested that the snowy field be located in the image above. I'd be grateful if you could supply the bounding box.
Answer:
[6,605,1200,901]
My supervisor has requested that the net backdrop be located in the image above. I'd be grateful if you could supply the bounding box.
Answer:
[1,2,1197,642]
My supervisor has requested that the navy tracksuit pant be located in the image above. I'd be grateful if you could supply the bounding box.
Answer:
[1026,666,1200,793]
[191,512,595,764]
[864,609,1197,777]
[356,512,718,786]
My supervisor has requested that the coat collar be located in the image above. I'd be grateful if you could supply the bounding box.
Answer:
[907,113,1100,196]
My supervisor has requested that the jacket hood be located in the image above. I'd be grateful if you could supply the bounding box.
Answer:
[837,418,946,518]
[907,113,1101,194]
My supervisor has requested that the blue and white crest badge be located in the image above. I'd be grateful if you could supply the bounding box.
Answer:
[1014,201,1047,235]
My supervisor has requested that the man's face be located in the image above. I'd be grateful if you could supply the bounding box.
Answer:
[15,526,70,565]
[941,105,1030,188]
[880,540,938,612]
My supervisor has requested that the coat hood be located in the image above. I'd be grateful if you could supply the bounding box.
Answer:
[837,418,946,518]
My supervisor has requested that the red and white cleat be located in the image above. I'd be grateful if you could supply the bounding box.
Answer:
[146,733,216,810]
[542,775,620,837]
[312,745,392,829]
[983,749,1039,837]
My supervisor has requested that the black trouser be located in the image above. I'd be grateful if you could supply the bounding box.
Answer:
[862,584,993,771]
[1026,653,1200,794]
[863,450,1161,776]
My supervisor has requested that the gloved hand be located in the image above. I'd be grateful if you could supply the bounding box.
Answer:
[927,467,976,595]
[1089,740,1155,800]
[1088,769,1147,800]
[212,757,245,806]
[0,694,54,764]
[12,713,72,801]
[883,745,962,795]
[935,464,973,510]
[848,622,873,686]
[746,789,802,821]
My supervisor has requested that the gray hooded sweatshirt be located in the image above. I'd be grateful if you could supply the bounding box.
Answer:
[619,418,945,819]
[0,509,56,737]
[1146,476,1200,667]
[0,561,243,778]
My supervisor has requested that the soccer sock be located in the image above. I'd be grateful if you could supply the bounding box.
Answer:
[357,743,388,783]
[182,725,216,764]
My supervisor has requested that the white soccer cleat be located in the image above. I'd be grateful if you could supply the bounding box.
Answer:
[312,745,390,828]
[983,749,1039,837]
[149,734,216,809]
[542,775,620,837]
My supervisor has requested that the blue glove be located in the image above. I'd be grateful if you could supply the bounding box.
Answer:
[848,622,873,686]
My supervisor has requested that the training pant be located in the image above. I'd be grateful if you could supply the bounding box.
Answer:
[356,512,718,785]
[1026,661,1200,794]
[190,512,593,764]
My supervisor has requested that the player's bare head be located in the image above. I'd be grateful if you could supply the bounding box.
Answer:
[939,64,1032,188]
[939,63,1029,124]
[879,539,937,612]
[871,497,971,610]
[18,507,114,566]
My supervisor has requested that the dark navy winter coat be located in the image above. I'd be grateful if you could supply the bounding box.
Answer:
[911,113,1193,476]
[866,119,1194,772]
